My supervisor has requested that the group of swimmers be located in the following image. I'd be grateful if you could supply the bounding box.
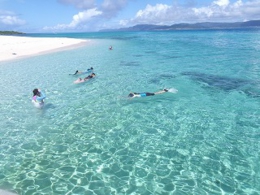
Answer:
[71,67,96,84]
[32,66,175,108]
[32,67,96,107]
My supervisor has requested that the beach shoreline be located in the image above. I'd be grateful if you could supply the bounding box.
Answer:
[0,35,89,62]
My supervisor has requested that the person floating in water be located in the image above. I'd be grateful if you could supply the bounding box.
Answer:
[83,73,96,81]
[32,88,46,108]
[74,73,96,83]
[128,88,178,99]
[70,67,93,75]
[109,46,113,50]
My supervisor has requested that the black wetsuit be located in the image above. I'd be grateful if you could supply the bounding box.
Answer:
[144,92,155,96]
[73,70,79,75]
[84,74,95,81]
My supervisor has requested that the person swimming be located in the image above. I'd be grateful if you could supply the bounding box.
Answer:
[32,88,46,108]
[83,73,96,81]
[71,67,94,75]
[128,89,169,98]
[74,73,96,83]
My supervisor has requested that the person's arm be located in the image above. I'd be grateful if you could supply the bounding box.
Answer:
[36,91,46,101]
[73,70,79,75]
[154,89,168,95]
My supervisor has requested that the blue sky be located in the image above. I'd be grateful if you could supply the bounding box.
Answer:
[1,0,260,32]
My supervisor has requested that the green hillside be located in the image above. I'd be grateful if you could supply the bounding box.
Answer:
[0,31,25,35]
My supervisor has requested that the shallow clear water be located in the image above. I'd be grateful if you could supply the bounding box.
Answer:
[0,30,260,195]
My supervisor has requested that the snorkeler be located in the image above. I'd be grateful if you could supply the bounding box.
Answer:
[83,73,96,81]
[74,73,96,84]
[70,67,94,75]
[128,88,178,99]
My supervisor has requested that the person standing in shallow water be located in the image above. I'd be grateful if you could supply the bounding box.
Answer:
[32,89,46,103]
[32,89,46,102]
[32,88,46,108]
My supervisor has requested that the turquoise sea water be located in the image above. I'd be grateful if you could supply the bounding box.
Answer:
[0,30,260,195]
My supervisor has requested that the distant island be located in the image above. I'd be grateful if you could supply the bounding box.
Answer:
[100,20,260,32]
[0,31,25,35]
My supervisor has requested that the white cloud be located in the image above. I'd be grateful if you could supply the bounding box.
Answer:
[213,0,230,7]
[123,4,174,25]
[0,10,25,26]
[119,19,128,26]
[193,7,214,18]
[43,8,102,31]
[233,0,243,7]
[136,4,171,19]
[31,0,260,32]
[192,0,260,21]
[121,0,260,27]
[44,0,131,31]
[122,3,194,25]
[69,8,102,27]
[241,0,260,17]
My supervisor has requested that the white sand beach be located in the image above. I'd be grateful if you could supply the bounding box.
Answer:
[0,35,89,62]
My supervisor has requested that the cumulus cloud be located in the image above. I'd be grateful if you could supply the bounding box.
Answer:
[43,8,102,31]
[135,4,171,21]
[213,0,230,7]
[57,0,96,9]
[121,0,260,27]
[43,0,260,32]
[44,0,131,31]
[120,3,188,26]
[192,0,260,21]
[0,10,25,26]
[69,8,102,27]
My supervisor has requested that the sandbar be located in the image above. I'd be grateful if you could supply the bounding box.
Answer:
[0,35,89,62]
